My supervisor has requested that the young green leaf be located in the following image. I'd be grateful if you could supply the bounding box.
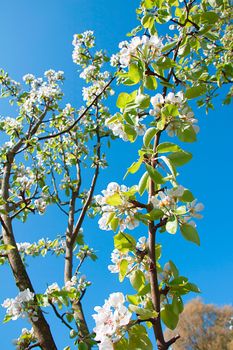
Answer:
[161,304,179,330]
[180,223,200,246]
[157,142,181,153]
[138,171,149,196]
[145,164,165,184]
[143,127,157,147]
[168,150,192,166]
[114,232,136,252]
[119,259,128,282]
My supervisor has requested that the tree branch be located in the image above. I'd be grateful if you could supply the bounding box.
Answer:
[38,76,115,141]
[49,301,73,331]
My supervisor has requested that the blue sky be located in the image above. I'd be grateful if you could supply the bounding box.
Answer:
[0,0,232,348]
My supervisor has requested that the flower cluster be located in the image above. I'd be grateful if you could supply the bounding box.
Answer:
[16,237,66,258]
[34,197,47,215]
[0,116,22,136]
[20,70,64,116]
[150,92,184,115]
[72,31,95,65]
[13,328,37,350]
[44,275,91,305]
[151,186,204,226]
[150,92,199,136]
[2,288,37,322]
[93,292,132,349]
[0,69,21,97]
[108,236,149,279]
[106,114,146,142]
[111,35,163,68]
[13,165,36,191]
[82,77,113,102]
[95,182,139,231]
[72,31,113,103]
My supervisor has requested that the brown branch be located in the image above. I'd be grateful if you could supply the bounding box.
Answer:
[38,76,115,141]
[159,285,170,296]
[147,130,168,349]
[49,301,73,331]
[25,342,41,350]
[145,68,167,81]
[166,334,181,347]
[1,111,57,349]
[129,199,149,210]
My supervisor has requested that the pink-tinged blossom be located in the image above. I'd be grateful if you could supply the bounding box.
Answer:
[92,292,131,349]
[2,289,35,321]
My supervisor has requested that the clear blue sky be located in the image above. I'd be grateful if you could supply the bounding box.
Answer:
[0,0,232,348]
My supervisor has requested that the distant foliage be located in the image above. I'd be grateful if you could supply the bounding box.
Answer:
[165,298,233,350]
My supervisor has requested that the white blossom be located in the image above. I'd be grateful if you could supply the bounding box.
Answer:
[2,289,35,321]
[93,292,131,349]
[96,182,139,231]
[187,200,204,219]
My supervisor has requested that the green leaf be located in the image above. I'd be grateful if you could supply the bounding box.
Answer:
[106,212,115,225]
[3,314,12,323]
[169,260,179,278]
[168,151,192,166]
[127,294,140,305]
[157,142,181,153]
[114,338,129,350]
[185,282,201,293]
[116,92,131,109]
[78,343,88,350]
[143,127,157,147]
[180,223,200,246]
[119,259,128,282]
[185,85,207,99]
[145,164,165,184]
[123,124,137,142]
[161,40,177,53]
[145,75,157,90]
[122,185,138,198]
[124,159,142,179]
[160,155,177,178]
[156,57,178,69]
[137,283,151,296]
[161,104,179,117]
[169,276,188,286]
[201,11,219,24]
[128,63,141,84]
[114,232,136,252]
[177,126,197,143]
[172,296,183,315]
[135,94,150,109]
[128,325,153,350]
[66,313,74,323]
[138,172,149,196]
[141,14,155,29]
[130,270,146,292]
[0,244,15,251]
[106,193,122,206]
[129,305,158,320]
[144,0,155,9]
[148,209,164,220]
[180,189,195,202]
[166,218,178,234]
[161,304,179,330]
[110,217,119,232]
